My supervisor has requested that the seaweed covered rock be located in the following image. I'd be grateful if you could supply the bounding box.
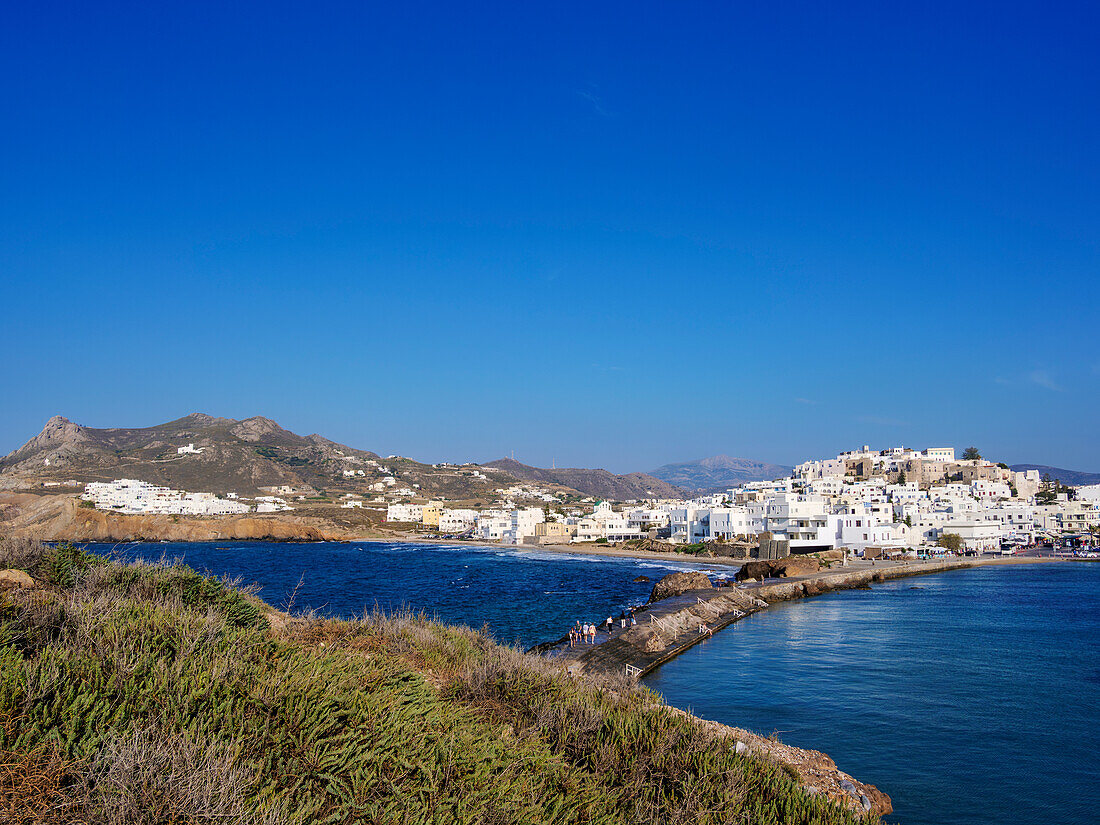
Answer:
[648,571,712,603]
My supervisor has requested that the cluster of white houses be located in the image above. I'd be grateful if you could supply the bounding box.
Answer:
[390,446,1099,554]
[81,479,291,515]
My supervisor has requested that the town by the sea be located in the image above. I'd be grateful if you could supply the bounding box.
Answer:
[99,540,1100,825]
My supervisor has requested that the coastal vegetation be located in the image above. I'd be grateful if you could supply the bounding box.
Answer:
[936,533,963,553]
[0,535,874,825]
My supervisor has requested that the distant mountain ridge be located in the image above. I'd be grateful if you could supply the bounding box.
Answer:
[483,458,686,500]
[1009,464,1100,487]
[649,455,793,493]
[0,414,684,502]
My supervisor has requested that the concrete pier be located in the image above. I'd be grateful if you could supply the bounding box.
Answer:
[539,556,1076,679]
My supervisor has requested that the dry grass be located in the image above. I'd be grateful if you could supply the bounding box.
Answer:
[0,535,49,573]
[82,725,288,825]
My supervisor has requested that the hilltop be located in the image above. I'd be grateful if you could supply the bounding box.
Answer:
[0,413,383,496]
[0,414,519,501]
[649,455,793,494]
[484,457,686,500]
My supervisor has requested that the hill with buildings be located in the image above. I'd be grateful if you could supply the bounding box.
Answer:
[0,414,517,501]
[649,455,793,493]
[1008,464,1100,487]
[484,458,686,500]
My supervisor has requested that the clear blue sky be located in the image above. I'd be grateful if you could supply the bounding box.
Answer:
[2,1,1098,472]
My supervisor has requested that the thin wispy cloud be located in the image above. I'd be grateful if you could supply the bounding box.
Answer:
[995,370,1064,391]
[794,397,818,405]
[575,88,613,117]
[1027,370,1062,392]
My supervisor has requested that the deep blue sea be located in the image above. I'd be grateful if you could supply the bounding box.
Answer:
[87,541,1098,824]
[645,563,1100,825]
[89,540,737,648]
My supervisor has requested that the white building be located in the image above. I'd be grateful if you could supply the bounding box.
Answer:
[439,509,478,532]
[386,503,423,523]
[81,479,250,515]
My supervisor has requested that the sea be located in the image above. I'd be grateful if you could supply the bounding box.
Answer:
[88,541,1099,825]
[91,540,734,648]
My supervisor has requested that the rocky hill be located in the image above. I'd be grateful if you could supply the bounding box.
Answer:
[0,414,514,501]
[1009,464,1100,487]
[484,458,685,500]
[649,455,793,493]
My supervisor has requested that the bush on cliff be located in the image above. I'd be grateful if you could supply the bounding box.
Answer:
[0,536,872,825]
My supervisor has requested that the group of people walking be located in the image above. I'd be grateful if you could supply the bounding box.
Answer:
[568,610,637,648]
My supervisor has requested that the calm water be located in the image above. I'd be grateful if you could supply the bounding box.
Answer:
[88,540,738,648]
[644,563,1100,825]
[86,542,1098,823]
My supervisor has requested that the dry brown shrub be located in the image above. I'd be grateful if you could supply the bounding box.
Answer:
[82,725,288,825]
[0,744,87,825]
[0,536,48,573]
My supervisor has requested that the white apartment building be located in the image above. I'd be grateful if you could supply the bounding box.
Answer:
[386,503,423,523]
[82,479,250,516]
[626,507,671,531]
[575,502,643,542]
[439,509,478,532]
[923,447,955,462]
[475,512,511,541]
[256,496,292,512]
[795,459,846,480]
[502,507,546,544]
[667,507,709,543]
[971,480,1011,501]
[708,507,755,540]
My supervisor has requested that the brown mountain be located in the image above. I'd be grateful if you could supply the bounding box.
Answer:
[0,413,386,496]
[483,458,686,500]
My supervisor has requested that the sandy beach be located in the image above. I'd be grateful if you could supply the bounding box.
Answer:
[383,532,1080,568]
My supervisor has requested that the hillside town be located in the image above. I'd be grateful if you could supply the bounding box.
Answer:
[70,444,1099,555]
[388,445,1099,554]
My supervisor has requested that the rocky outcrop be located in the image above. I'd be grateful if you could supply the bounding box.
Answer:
[667,707,892,818]
[0,569,36,590]
[648,571,713,602]
[632,575,650,583]
[735,557,819,582]
[229,416,286,442]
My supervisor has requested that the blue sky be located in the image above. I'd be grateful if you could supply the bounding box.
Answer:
[2,1,1098,472]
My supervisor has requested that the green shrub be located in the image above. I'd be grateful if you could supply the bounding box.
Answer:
[0,545,870,825]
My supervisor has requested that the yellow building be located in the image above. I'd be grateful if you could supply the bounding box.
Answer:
[421,501,445,529]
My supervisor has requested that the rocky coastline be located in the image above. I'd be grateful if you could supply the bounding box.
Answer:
[0,493,357,543]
